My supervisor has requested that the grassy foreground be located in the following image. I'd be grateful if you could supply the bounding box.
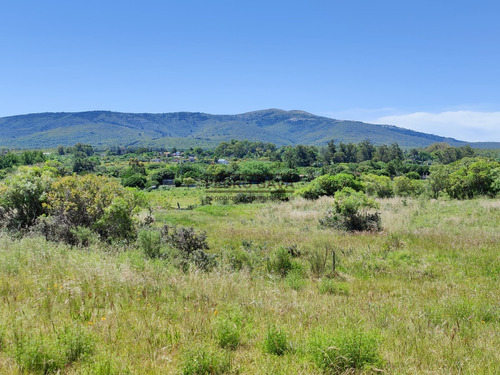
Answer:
[0,194,499,374]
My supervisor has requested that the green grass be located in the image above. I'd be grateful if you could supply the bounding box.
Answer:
[0,196,499,373]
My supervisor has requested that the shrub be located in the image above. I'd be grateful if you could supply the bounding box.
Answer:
[445,158,500,199]
[43,174,138,244]
[267,247,294,277]
[320,188,381,232]
[0,166,57,230]
[162,225,209,255]
[162,225,215,271]
[236,161,273,183]
[181,345,231,375]
[269,188,289,202]
[121,173,147,189]
[148,167,176,185]
[308,250,328,279]
[183,177,196,187]
[310,329,383,373]
[277,168,301,183]
[361,173,394,198]
[138,229,162,259]
[405,171,421,180]
[70,226,95,247]
[263,325,291,356]
[393,176,425,197]
[297,173,364,200]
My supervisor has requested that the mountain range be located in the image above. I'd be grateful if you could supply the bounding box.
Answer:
[0,109,498,149]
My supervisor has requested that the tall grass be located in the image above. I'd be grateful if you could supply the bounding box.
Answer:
[0,196,498,373]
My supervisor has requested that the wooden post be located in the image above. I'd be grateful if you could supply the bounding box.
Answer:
[332,250,336,274]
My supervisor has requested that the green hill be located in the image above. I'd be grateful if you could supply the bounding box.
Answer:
[0,109,498,149]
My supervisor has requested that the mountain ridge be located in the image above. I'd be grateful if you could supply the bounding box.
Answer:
[0,109,498,149]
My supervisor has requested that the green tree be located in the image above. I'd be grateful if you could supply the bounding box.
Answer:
[0,166,58,230]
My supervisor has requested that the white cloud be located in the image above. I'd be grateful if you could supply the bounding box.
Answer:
[373,111,500,142]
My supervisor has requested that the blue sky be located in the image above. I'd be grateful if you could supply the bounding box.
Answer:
[1,0,499,141]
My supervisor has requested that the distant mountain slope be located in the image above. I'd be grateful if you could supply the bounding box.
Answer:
[0,109,498,149]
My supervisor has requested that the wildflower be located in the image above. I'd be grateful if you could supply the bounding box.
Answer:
[88,321,93,325]
[214,310,218,316]
[101,317,106,321]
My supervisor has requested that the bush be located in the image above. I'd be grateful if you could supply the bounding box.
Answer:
[393,176,425,197]
[308,250,328,279]
[181,345,231,375]
[0,166,57,230]
[310,329,383,373]
[263,325,291,356]
[297,173,364,200]
[138,229,162,259]
[267,247,295,277]
[121,173,147,189]
[320,188,381,232]
[277,168,301,183]
[361,173,394,198]
[162,225,215,271]
[148,167,176,185]
[43,174,138,244]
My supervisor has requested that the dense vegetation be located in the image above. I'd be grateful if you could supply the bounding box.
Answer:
[0,139,499,374]
[2,109,500,149]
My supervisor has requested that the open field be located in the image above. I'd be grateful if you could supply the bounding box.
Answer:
[0,191,499,374]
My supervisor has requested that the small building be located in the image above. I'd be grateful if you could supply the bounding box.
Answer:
[217,159,229,165]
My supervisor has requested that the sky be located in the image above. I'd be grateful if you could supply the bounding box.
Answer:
[1,0,499,142]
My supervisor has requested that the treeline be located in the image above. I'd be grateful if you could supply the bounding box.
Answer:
[0,150,46,170]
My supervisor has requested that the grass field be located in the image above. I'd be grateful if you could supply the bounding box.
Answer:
[0,189,499,374]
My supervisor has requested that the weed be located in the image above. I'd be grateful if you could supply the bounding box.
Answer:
[263,325,291,356]
[181,345,231,375]
[308,250,328,279]
[12,325,94,374]
[309,329,383,373]
[215,318,241,350]
[81,356,131,375]
[285,269,307,291]
[318,279,350,296]
[57,325,94,363]
[13,334,64,374]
